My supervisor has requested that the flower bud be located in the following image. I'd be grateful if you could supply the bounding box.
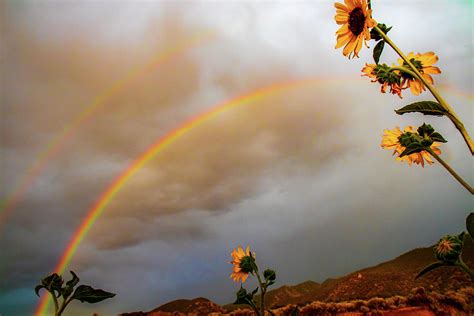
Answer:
[434,235,463,264]
[264,269,276,282]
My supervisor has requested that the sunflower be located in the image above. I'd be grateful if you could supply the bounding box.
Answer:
[398,52,441,95]
[381,126,442,167]
[361,63,403,98]
[335,0,376,58]
[230,246,255,283]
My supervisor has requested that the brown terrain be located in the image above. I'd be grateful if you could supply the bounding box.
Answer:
[120,238,474,316]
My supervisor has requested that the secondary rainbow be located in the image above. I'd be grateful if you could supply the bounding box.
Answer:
[33,77,473,314]
[0,32,213,228]
[35,77,344,315]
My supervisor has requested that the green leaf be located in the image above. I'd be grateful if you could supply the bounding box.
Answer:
[467,213,474,238]
[395,101,447,117]
[251,287,259,296]
[71,285,115,304]
[62,271,80,299]
[399,143,424,157]
[373,40,385,64]
[415,261,446,279]
[66,271,80,288]
[429,132,447,143]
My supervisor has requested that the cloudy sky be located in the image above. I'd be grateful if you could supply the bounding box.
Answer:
[0,0,472,315]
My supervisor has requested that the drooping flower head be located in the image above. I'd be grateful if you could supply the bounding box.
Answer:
[398,52,441,95]
[362,63,403,98]
[381,126,442,167]
[335,0,376,58]
[230,246,255,283]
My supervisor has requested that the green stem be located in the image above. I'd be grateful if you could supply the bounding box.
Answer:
[426,148,474,194]
[252,262,266,316]
[457,257,474,282]
[57,296,74,316]
[50,292,59,316]
[390,66,417,79]
[246,297,260,316]
[373,24,474,155]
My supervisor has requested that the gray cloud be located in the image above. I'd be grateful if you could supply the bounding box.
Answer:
[1,1,472,315]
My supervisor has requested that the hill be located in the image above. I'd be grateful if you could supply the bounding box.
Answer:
[120,238,474,315]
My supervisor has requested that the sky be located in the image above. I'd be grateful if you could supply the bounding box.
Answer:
[0,0,473,315]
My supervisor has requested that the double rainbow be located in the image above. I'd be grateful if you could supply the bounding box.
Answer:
[35,77,342,315]
[0,32,213,229]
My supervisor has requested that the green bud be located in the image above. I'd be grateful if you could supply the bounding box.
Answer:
[263,269,276,282]
[417,123,435,138]
[434,235,463,264]
[370,23,392,41]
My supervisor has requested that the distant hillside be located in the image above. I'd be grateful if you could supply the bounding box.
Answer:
[121,238,474,315]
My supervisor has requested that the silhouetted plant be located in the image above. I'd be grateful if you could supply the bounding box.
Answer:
[416,213,474,281]
[229,245,277,316]
[35,271,115,316]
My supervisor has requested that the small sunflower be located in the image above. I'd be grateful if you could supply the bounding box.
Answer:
[361,63,403,98]
[434,235,463,264]
[335,0,376,58]
[398,52,441,95]
[381,126,442,167]
[230,246,255,283]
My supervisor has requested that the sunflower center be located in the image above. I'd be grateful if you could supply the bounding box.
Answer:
[436,240,453,254]
[349,7,366,36]
[239,256,255,274]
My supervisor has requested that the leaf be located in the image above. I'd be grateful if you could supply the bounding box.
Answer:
[415,262,446,279]
[467,213,474,238]
[71,285,115,304]
[35,285,45,297]
[373,40,385,64]
[429,132,447,143]
[251,287,259,296]
[399,143,424,157]
[395,101,447,117]
[66,271,80,288]
[290,307,299,316]
[62,271,80,299]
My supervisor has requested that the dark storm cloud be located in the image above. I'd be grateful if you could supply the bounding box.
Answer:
[1,1,472,315]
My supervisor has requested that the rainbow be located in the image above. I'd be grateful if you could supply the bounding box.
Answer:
[35,78,473,315]
[0,32,213,228]
[35,77,345,315]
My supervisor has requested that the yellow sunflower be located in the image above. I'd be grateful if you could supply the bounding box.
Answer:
[398,52,441,95]
[230,246,254,283]
[381,126,442,167]
[335,0,376,58]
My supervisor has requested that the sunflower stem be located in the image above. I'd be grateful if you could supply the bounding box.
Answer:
[50,291,59,316]
[251,262,266,316]
[457,257,474,281]
[373,24,474,155]
[389,66,417,79]
[426,148,474,194]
